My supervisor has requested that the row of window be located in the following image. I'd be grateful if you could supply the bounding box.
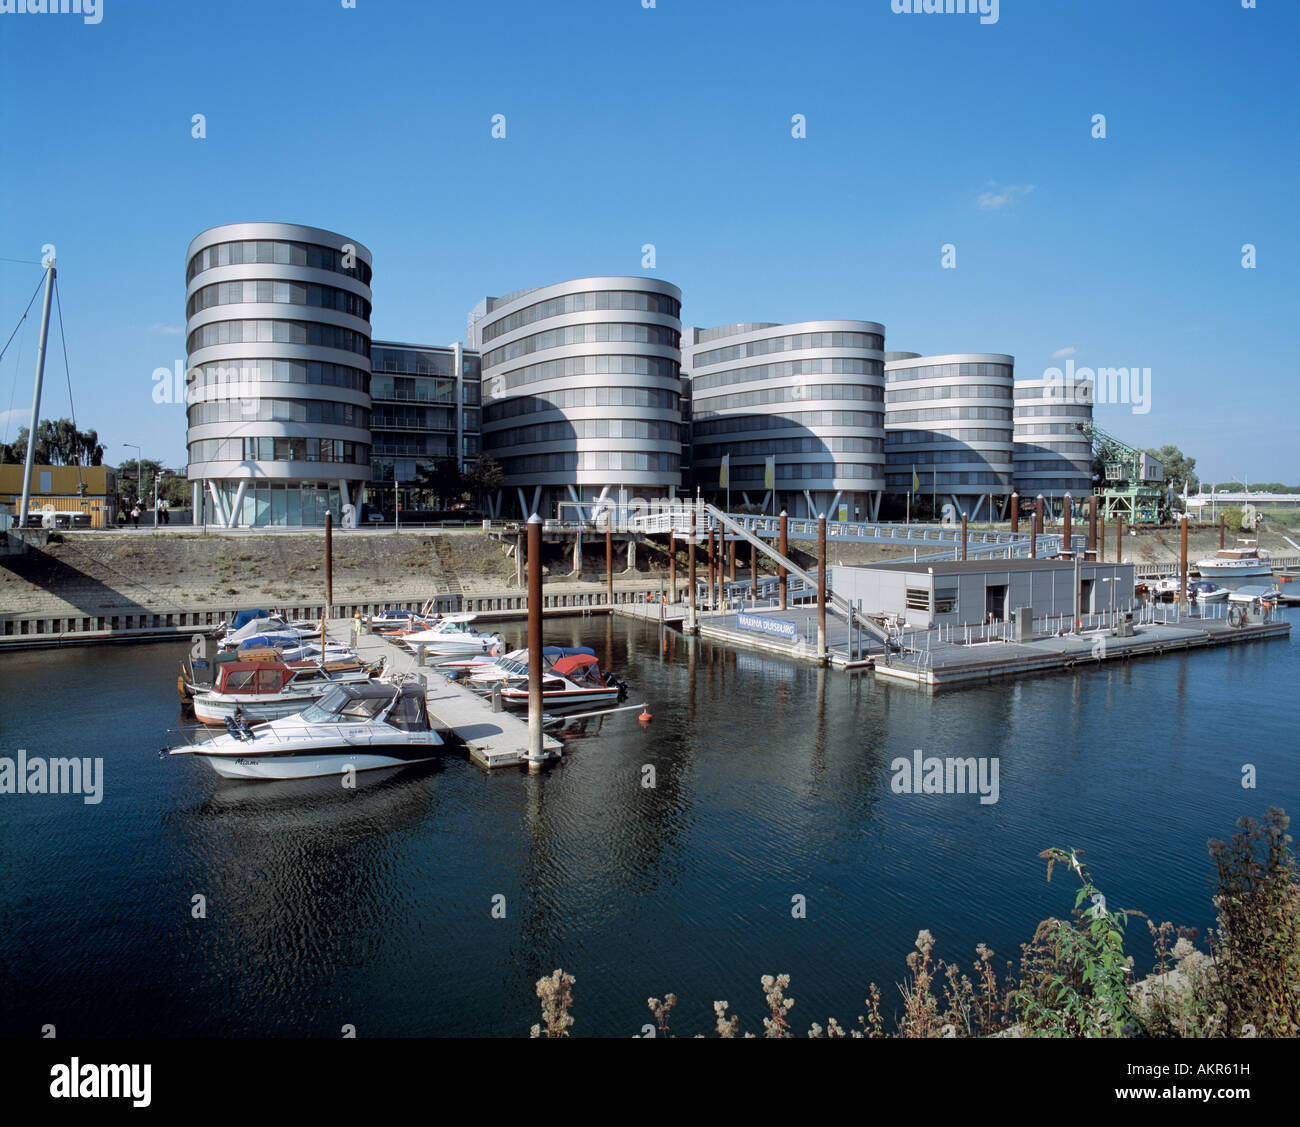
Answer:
[483,385,680,423]
[886,407,1013,423]
[1014,423,1095,437]
[186,359,369,394]
[1013,459,1093,473]
[371,405,463,431]
[187,399,368,428]
[721,461,883,482]
[694,435,883,460]
[695,383,883,413]
[480,290,681,343]
[692,331,883,368]
[885,383,1012,404]
[884,471,1012,487]
[691,410,880,437]
[690,357,882,392]
[886,427,1010,445]
[483,322,680,368]
[187,239,372,285]
[498,451,681,475]
[885,363,1013,383]
[371,347,479,379]
[188,280,371,322]
[885,450,1016,467]
[371,436,459,459]
[484,354,680,398]
[370,376,481,406]
[188,438,369,464]
[1013,404,1092,418]
[488,418,680,447]
[187,320,370,357]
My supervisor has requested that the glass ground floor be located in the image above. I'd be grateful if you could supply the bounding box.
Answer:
[193,478,356,528]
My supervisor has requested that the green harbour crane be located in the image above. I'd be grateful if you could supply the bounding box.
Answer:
[1076,421,1165,524]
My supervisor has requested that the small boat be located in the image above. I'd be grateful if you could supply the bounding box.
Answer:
[168,679,444,780]
[401,613,505,657]
[496,653,626,710]
[444,646,597,687]
[1194,539,1273,578]
[1227,584,1282,605]
[1187,580,1229,602]
[1153,577,1181,597]
[217,613,319,652]
[191,657,385,726]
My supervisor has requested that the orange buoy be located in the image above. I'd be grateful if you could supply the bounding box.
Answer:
[638,708,652,725]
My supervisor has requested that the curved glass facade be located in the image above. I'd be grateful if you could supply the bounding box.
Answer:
[883,353,1015,518]
[471,277,683,517]
[684,320,887,519]
[185,222,374,527]
[1013,378,1094,502]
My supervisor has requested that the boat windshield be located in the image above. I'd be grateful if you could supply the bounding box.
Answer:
[298,685,394,723]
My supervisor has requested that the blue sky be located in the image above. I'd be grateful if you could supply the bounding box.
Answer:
[1,0,1296,481]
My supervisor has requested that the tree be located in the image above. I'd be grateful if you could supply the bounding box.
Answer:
[462,453,503,509]
[1,419,104,466]
[1148,445,1198,493]
[413,457,465,507]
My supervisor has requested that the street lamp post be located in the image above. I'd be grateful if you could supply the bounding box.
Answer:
[122,443,141,525]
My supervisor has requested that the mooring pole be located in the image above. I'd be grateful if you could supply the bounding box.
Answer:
[778,510,788,610]
[669,529,677,602]
[707,527,715,609]
[1100,512,1106,563]
[1219,512,1225,549]
[1062,493,1073,559]
[960,511,968,561]
[728,535,736,582]
[324,510,333,615]
[817,513,827,660]
[17,259,56,529]
[687,510,698,633]
[527,513,544,767]
[1088,495,1098,560]
[1179,513,1189,610]
[1034,495,1045,540]
[750,537,758,603]
[1116,514,1123,564]
[605,510,613,608]
[1009,491,1020,535]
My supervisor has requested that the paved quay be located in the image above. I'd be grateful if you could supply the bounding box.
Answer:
[341,619,562,769]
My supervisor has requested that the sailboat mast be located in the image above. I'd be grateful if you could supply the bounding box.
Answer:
[17,259,57,528]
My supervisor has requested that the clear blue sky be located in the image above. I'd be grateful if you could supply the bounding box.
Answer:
[2,0,1296,482]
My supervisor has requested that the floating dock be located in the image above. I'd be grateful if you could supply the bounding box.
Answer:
[341,619,562,769]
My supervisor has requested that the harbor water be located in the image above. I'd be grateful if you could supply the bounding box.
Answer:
[1,610,1297,1037]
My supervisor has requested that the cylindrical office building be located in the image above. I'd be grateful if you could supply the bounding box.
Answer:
[470,277,683,518]
[1013,377,1094,509]
[185,222,373,527]
[684,320,887,520]
[884,353,1015,520]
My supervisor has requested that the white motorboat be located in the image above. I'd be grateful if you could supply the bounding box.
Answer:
[191,657,385,726]
[1194,539,1272,578]
[1227,584,1281,605]
[168,679,444,780]
[496,653,626,711]
[445,646,597,687]
[401,613,505,657]
[1186,580,1230,602]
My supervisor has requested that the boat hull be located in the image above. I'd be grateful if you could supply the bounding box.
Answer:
[193,745,441,780]
[192,693,328,726]
[1194,561,1272,578]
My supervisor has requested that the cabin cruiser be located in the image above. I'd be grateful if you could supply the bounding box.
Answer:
[401,613,505,657]
[168,679,444,780]
[191,657,385,725]
[1194,540,1272,578]
[496,653,625,710]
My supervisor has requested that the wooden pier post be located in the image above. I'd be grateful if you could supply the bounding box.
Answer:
[324,510,333,615]
[527,513,544,768]
[817,513,827,660]
[687,511,698,633]
[669,530,677,602]
[960,511,968,561]
[778,510,788,610]
[1089,495,1098,560]
[1062,493,1072,559]
[1009,492,1020,534]
[728,536,736,582]
[1179,514,1189,609]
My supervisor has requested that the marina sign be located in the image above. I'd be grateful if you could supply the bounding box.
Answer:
[736,613,798,640]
